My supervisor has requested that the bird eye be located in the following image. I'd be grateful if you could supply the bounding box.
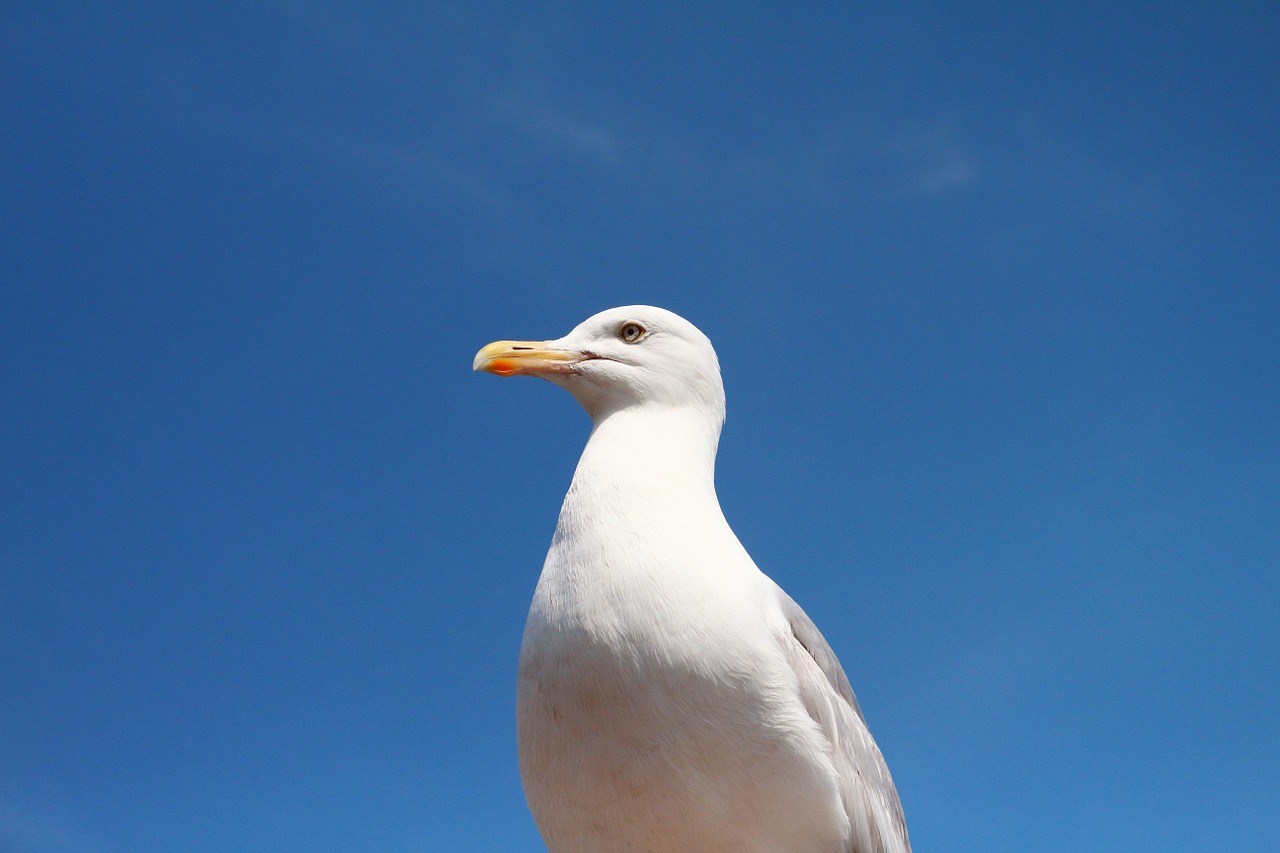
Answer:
[618,322,647,343]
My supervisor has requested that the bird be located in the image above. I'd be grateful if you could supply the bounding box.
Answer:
[474,305,910,853]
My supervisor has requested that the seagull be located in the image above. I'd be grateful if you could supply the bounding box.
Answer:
[474,306,911,853]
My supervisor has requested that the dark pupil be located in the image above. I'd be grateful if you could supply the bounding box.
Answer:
[624,325,639,339]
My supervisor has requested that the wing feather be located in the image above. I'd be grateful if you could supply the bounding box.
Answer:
[775,586,911,853]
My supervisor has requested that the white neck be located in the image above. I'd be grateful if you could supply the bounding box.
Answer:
[534,403,750,639]
[577,405,718,506]
[545,404,730,582]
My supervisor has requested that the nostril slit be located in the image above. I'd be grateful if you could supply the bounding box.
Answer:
[512,346,532,351]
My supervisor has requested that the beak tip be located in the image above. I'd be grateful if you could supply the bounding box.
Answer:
[473,341,505,374]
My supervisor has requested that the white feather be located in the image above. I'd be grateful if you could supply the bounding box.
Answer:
[491,306,910,853]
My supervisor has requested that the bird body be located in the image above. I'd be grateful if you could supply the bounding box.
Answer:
[475,306,910,853]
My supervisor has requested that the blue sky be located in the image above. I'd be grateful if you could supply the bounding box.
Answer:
[2,2,1278,851]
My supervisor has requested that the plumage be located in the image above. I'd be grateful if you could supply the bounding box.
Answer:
[474,306,910,853]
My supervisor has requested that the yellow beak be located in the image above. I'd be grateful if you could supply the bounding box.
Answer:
[473,340,583,377]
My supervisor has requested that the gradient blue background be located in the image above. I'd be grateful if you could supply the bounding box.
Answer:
[3,3,1278,851]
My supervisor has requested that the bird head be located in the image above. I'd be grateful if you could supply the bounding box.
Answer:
[474,305,726,428]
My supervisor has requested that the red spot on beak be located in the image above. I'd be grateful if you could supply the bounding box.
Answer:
[489,358,519,376]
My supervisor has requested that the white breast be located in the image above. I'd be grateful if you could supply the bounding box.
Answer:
[515,412,850,853]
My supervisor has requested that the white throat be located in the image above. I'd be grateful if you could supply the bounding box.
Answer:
[543,404,736,600]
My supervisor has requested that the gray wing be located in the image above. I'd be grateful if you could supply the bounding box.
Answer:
[775,585,911,853]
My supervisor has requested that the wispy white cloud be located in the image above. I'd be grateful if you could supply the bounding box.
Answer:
[317,131,524,216]
[261,5,987,216]
[493,93,626,167]
[911,151,978,195]
[896,121,979,195]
